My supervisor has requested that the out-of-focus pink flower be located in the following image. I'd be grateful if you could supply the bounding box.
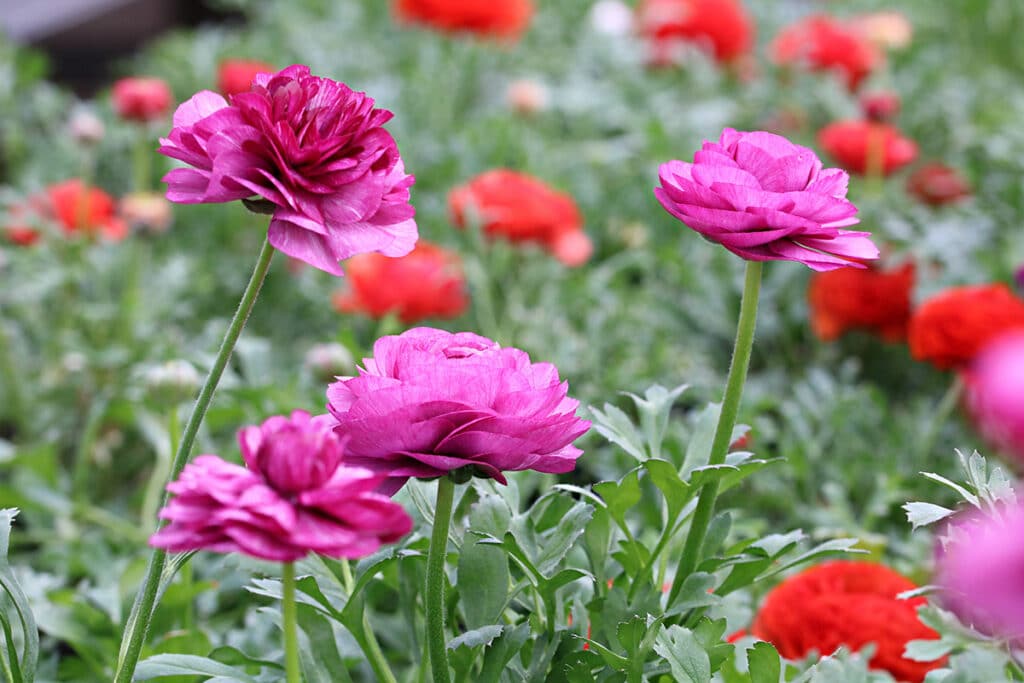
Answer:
[217,59,275,97]
[771,15,881,91]
[505,79,548,116]
[112,77,173,123]
[158,65,417,276]
[860,91,900,122]
[120,192,173,234]
[590,0,633,36]
[654,128,877,271]
[906,163,972,206]
[936,504,1024,639]
[326,327,590,494]
[963,332,1024,462]
[150,411,413,562]
[818,120,918,176]
[68,107,105,146]
[636,0,755,65]
[852,11,913,51]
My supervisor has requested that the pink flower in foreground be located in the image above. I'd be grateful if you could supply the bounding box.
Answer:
[158,64,417,275]
[150,411,412,561]
[937,504,1024,639]
[655,128,877,271]
[327,327,590,494]
[964,332,1024,462]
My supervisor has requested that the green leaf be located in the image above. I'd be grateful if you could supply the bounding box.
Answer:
[133,654,258,681]
[669,572,719,611]
[458,535,509,630]
[0,509,37,683]
[903,502,955,530]
[448,624,505,650]
[643,459,692,523]
[479,623,530,682]
[747,642,781,683]
[654,625,711,683]
[682,402,722,476]
[589,403,647,461]
[594,469,641,533]
[904,638,953,663]
[536,502,593,575]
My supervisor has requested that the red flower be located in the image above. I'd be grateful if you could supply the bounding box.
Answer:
[4,181,127,244]
[636,0,755,64]
[217,59,275,97]
[808,262,915,342]
[751,561,942,682]
[393,0,533,40]
[449,169,593,266]
[908,284,1024,370]
[771,15,881,91]
[111,77,173,123]
[817,120,918,176]
[332,241,468,324]
[3,203,42,246]
[906,164,971,206]
[859,91,900,122]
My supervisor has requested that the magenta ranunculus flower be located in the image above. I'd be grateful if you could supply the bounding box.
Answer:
[964,332,1024,463]
[326,327,590,493]
[654,128,878,271]
[149,411,413,561]
[158,65,417,275]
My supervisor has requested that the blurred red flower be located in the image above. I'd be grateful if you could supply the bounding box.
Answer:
[332,241,468,323]
[3,203,42,246]
[808,262,915,342]
[449,169,593,266]
[636,0,755,64]
[111,77,173,123]
[217,59,275,97]
[751,561,942,682]
[818,120,918,176]
[859,91,900,122]
[49,180,128,241]
[906,163,971,206]
[771,15,881,90]
[394,0,533,40]
[909,284,1024,370]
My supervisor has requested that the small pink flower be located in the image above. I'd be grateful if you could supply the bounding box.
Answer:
[964,332,1024,463]
[655,128,877,271]
[150,411,412,562]
[112,77,173,123]
[158,65,417,276]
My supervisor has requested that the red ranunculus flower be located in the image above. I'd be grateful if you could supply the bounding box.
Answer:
[771,15,881,91]
[808,261,915,341]
[908,284,1024,370]
[906,163,971,206]
[636,0,755,64]
[332,241,468,323]
[751,561,943,682]
[217,59,275,97]
[449,169,593,266]
[3,203,42,246]
[394,0,533,40]
[818,120,918,176]
[111,77,173,123]
[48,180,128,241]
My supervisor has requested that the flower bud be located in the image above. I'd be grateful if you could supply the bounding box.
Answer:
[143,360,201,404]
[68,107,105,146]
[505,79,548,116]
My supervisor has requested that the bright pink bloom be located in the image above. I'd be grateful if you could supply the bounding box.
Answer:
[326,327,590,493]
[112,77,173,122]
[964,332,1024,462]
[655,128,877,271]
[150,411,412,562]
[158,64,417,275]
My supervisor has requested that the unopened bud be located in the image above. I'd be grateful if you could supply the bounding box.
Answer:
[143,360,201,404]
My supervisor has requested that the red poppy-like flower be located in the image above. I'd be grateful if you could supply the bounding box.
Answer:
[394,0,533,40]
[449,169,593,266]
[818,120,918,176]
[112,77,173,123]
[751,561,942,682]
[771,15,881,91]
[48,180,129,241]
[3,203,41,246]
[217,59,275,97]
[808,261,915,342]
[332,241,468,323]
[636,0,755,64]
[906,164,971,206]
[908,284,1024,370]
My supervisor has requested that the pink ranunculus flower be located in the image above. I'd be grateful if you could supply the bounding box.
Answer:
[158,64,417,276]
[654,128,878,271]
[964,332,1024,463]
[149,411,413,562]
[326,327,591,494]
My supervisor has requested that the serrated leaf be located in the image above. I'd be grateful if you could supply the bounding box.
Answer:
[448,624,505,650]
[748,641,781,683]
[654,625,711,683]
[904,638,953,662]
[903,502,955,530]
[590,403,647,461]
[593,469,641,532]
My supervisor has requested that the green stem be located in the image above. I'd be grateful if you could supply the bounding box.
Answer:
[282,563,301,683]
[0,323,25,433]
[426,476,456,683]
[133,129,153,191]
[339,560,398,683]
[667,261,762,608]
[916,375,964,463]
[113,238,275,683]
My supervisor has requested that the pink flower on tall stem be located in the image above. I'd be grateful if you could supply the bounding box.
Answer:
[326,327,590,494]
[158,64,417,275]
[150,411,412,561]
[655,128,877,271]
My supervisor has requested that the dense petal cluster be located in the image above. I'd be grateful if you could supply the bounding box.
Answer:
[906,163,971,206]
[808,261,915,341]
[150,411,412,562]
[449,169,593,266]
[818,120,918,176]
[332,241,469,323]
[394,0,533,40]
[655,128,877,271]
[217,59,275,97]
[751,561,942,682]
[159,65,417,276]
[636,0,755,64]
[112,77,173,122]
[908,284,1024,369]
[771,15,881,90]
[963,332,1024,462]
[326,327,590,493]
